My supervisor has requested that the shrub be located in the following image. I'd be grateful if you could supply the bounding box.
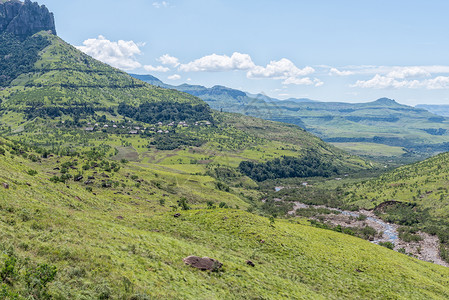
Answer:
[27,169,38,176]
[178,198,190,210]
[379,242,394,250]
[1,255,17,284]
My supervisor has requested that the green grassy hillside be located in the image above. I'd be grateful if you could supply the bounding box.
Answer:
[341,151,449,262]
[343,151,449,216]
[1,141,449,299]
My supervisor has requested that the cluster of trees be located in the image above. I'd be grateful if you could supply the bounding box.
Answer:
[118,102,213,124]
[239,153,338,182]
[422,128,447,136]
[0,32,50,87]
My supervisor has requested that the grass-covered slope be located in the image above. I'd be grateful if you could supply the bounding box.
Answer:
[343,151,449,216]
[342,151,449,262]
[1,142,449,299]
[0,32,205,114]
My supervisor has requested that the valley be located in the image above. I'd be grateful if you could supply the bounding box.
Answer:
[134,75,449,164]
[1,0,449,299]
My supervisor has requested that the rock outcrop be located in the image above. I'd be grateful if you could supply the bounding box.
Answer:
[183,256,223,271]
[0,0,56,38]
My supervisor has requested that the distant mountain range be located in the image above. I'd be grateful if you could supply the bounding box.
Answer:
[415,104,449,117]
[131,74,449,159]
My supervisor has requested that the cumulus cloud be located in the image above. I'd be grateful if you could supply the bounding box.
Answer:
[423,76,449,89]
[168,74,181,80]
[352,75,418,89]
[179,52,256,72]
[385,67,430,79]
[153,1,169,8]
[143,65,170,72]
[329,68,354,76]
[76,35,142,70]
[352,74,449,89]
[283,77,323,87]
[333,65,449,77]
[349,65,449,89]
[158,54,180,67]
[167,52,320,87]
[247,58,314,79]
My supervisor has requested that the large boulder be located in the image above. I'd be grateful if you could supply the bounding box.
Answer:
[183,256,222,271]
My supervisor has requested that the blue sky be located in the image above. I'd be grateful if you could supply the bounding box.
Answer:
[38,0,449,105]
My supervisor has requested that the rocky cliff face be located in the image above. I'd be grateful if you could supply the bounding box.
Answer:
[0,0,56,38]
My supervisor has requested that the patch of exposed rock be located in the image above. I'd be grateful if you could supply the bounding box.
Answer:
[183,256,222,271]
[0,0,56,38]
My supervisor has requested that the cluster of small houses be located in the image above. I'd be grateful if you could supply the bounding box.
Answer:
[84,120,212,134]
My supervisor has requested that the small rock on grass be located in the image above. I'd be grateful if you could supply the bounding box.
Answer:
[183,256,222,271]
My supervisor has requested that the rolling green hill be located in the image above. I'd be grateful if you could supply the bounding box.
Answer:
[133,75,449,161]
[340,151,449,263]
[1,139,449,299]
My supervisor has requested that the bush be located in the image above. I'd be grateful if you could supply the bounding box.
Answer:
[178,198,190,210]
[27,169,38,176]
[379,242,394,250]
[1,255,17,284]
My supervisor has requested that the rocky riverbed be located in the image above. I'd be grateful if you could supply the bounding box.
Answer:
[289,201,448,267]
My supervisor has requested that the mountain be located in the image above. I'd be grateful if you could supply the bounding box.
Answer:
[0,0,56,38]
[416,104,449,117]
[3,1,449,298]
[0,30,368,177]
[132,74,449,161]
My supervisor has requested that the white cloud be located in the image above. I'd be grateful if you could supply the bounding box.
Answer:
[247,58,314,79]
[158,54,180,67]
[352,74,449,89]
[168,74,181,80]
[174,52,320,87]
[153,1,169,8]
[179,52,256,72]
[423,76,449,89]
[76,35,142,70]
[333,65,449,77]
[144,65,170,72]
[352,75,419,89]
[282,77,323,87]
[385,67,430,79]
[329,68,354,76]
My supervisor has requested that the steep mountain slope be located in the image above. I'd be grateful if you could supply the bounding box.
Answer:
[0,140,449,298]
[133,75,449,160]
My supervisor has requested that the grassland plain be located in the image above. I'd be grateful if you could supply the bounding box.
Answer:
[1,142,449,299]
